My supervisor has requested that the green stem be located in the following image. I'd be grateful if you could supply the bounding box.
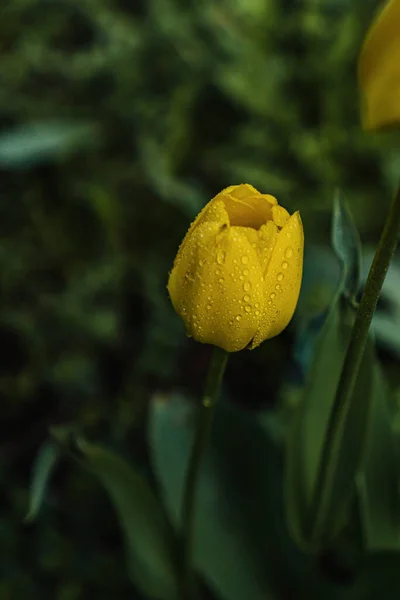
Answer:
[315,184,400,522]
[181,346,229,598]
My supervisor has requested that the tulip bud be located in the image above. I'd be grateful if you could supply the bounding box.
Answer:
[168,184,304,352]
[358,0,400,130]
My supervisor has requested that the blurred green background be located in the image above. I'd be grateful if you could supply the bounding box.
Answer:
[1,0,399,598]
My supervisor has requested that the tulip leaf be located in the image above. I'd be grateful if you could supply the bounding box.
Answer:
[311,325,376,544]
[285,298,377,550]
[0,121,99,168]
[74,438,179,600]
[149,395,336,600]
[285,302,345,549]
[331,190,362,303]
[356,366,400,551]
[25,440,60,523]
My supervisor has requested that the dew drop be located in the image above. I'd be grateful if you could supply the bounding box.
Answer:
[218,277,224,284]
[270,292,276,299]
[216,268,221,275]
[276,284,281,291]
[277,273,284,281]
[241,256,249,265]
[199,258,206,267]
[243,281,251,292]
[285,247,293,258]
[243,269,249,276]
[244,305,252,313]
[255,310,261,316]
[281,261,288,269]
[239,275,244,281]
[217,250,226,265]
[255,302,260,308]
[286,232,292,239]
[236,314,242,321]
[267,300,272,306]
[207,304,212,310]
[243,295,250,302]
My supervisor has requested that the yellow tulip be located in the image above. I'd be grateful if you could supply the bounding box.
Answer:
[358,0,400,130]
[168,184,304,352]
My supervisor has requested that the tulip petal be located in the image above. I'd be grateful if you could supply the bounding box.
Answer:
[241,222,279,276]
[217,184,277,229]
[272,205,290,228]
[167,199,229,315]
[169,218,265,352]
[173,198,230,273]
[251,212,304,348]
[196,226,264,351]
[358,0,400,130]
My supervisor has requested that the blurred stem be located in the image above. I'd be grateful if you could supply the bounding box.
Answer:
[315,184,400,521]
[181,346,228,599]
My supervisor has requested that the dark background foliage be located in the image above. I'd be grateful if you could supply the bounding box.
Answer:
[1,0,398,598]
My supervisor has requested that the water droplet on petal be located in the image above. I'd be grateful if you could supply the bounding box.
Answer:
[216,268,221,275]
[270,292,276,299]
[255,310,261,316]
[243,294,250,302]
[243,269,249,276]
[207,304,212,310]
[243,281,251,292]
[277,273,284,281]
[281,261,288,269]
[244,305,252,313]
[267,300,273,306]
[199,258,206,267]
[236,314,242,321]
[217,250,226,265]
[276,284,281,291]
[285,247,293,258]
[241,256,249,264]
[218,277,224,284]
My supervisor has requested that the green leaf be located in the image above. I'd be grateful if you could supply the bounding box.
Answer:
[76,438,179,600]
[25,440,60,523]
[0,121,99,168]
[285,299,377,550]
[331,190,362,302]
[149,395,335,600]
[312,326,376,544]
[286,302,344,548]
[356,365,400,551]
